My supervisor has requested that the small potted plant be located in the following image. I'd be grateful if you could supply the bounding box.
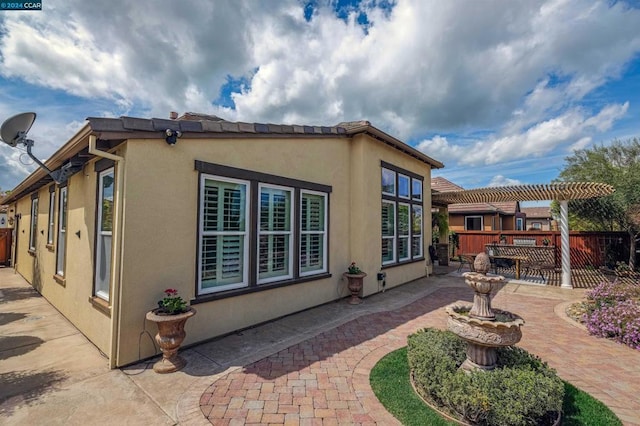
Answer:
[542,238,551,246]
[343,262,367,305]
[145,288,196,373]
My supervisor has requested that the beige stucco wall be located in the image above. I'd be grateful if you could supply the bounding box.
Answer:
[11,158,116,357]
[116,134,434,366]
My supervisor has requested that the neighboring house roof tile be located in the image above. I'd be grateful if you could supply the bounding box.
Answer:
[521,206,553,219]
[431,176,464,192]
[431,177,518,215]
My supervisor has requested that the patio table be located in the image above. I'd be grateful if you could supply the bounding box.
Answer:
[490,255,528,279]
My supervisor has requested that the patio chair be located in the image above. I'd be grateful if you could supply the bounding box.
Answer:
[523,261,558,283]
[457,254,476,273]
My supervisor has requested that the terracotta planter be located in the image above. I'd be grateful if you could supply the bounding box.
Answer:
[145,307,196,373]
[344,272,366,304]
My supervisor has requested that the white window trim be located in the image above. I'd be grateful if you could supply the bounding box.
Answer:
[398,202,411,261]
[516,217,524,231]
[198,174,251,295]
[257,183,294,285]
[465,215,483,231]
[531,222,542,229]
[398,174,410,200]
[412,178,422,201]
[382,168,396,196]
[382,200,396,265]
[412,205,423,259]
[29,197,38,251]
[47,190,55,245]
[95,169,114,301]
[56,186,67,276]
[300,189,328,277]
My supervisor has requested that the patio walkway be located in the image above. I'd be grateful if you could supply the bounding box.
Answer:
[2,265,639,425]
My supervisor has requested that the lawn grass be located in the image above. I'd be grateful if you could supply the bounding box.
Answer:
[370,347,622,426]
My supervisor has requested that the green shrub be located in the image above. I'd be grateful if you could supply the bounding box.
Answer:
[408,328,564,426]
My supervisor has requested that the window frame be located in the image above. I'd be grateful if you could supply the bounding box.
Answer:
[397,174,410,199]
[29,196,38,251]
[47,187,55,246]
[198,174,251,295]
[465,215,483,231]
[94,168,115,301]
[56,185,68,277]
[257,183,294,285]
[516,217,524,231]
[381,168,396,196]
[195,161,332,300]
[531,222,542,230]
[299,190,328,277]
[381,199,397,265]
[380,161,425,269]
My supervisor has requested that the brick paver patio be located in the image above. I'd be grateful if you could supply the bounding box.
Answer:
[199,285,640,425]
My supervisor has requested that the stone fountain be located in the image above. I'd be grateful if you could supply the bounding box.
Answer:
[445,253,524,372]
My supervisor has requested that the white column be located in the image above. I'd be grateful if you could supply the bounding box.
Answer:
[560,200,572,289]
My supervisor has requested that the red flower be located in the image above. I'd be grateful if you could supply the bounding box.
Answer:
[164,288,178,295]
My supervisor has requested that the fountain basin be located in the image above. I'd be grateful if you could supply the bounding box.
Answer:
[445,304,524,347]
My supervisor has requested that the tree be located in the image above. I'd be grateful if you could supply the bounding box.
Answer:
[556,138,640,269]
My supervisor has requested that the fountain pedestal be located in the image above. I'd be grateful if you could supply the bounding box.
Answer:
[446,252,524,372]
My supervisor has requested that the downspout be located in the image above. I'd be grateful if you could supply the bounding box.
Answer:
[89,135,125,368]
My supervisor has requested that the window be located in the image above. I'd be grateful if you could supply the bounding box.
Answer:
[199,176,250,294]
[382,168,395,195]
[412,206,423,258]
[29,197,38,251]
[196,161,331,297]
[531,222,542,230]
[95,169,114,300]
[412,178,422,201]
[47,188,55,245]
[465,216,483,231]
[381,200,396,264]
[381,162,424,266]
[300,191,327,276]
[398,174,410,199]
[56,186,67,277]
[56,186,68,276]
[516,217,524,231]
[258,184,293,284]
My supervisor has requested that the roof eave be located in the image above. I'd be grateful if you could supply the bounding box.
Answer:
[346,124,444,169]
[1,123,93,204]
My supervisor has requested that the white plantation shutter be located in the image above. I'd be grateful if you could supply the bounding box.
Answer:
[199,176,249,292]
[382,200,395,264]
[398,203,410,261]
[301,191,326,275]
[258,186,293,283]
[412,205,423,258]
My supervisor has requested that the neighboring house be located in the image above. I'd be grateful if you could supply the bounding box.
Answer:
[431,177,525,231]
[0,113,443,367]
[521,206,554,231]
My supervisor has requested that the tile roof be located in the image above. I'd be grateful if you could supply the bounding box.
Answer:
[431,177,518,214]
[87,115,347,136]
[521,206,553,218]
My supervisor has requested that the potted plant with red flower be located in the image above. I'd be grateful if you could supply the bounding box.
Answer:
[145,288,196,373]
[343,262,367,304]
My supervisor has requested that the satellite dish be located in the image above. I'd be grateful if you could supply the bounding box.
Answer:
[0,112,37,147]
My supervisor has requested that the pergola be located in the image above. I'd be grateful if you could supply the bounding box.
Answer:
[431,182,615,289]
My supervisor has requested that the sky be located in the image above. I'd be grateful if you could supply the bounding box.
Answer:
[1,0,640,199]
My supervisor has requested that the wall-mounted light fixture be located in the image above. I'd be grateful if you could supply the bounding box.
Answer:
[164,129,182,146]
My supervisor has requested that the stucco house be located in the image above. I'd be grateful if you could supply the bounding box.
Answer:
[1,113,443,368]
[431,177,525,231]
[521,206,555,231]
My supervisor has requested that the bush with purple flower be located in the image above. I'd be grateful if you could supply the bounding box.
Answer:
[582,280,640,350]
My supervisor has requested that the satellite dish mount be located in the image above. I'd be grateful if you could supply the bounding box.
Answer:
[1,112,74,184]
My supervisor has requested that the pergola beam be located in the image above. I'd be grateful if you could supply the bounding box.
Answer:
[432,182,615,289]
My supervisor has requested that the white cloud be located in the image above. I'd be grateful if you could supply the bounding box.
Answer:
[1,0,640,188]
[488,175,522,187]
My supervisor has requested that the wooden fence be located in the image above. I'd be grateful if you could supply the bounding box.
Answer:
[453,231,630,268]
[0,228,12,266]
